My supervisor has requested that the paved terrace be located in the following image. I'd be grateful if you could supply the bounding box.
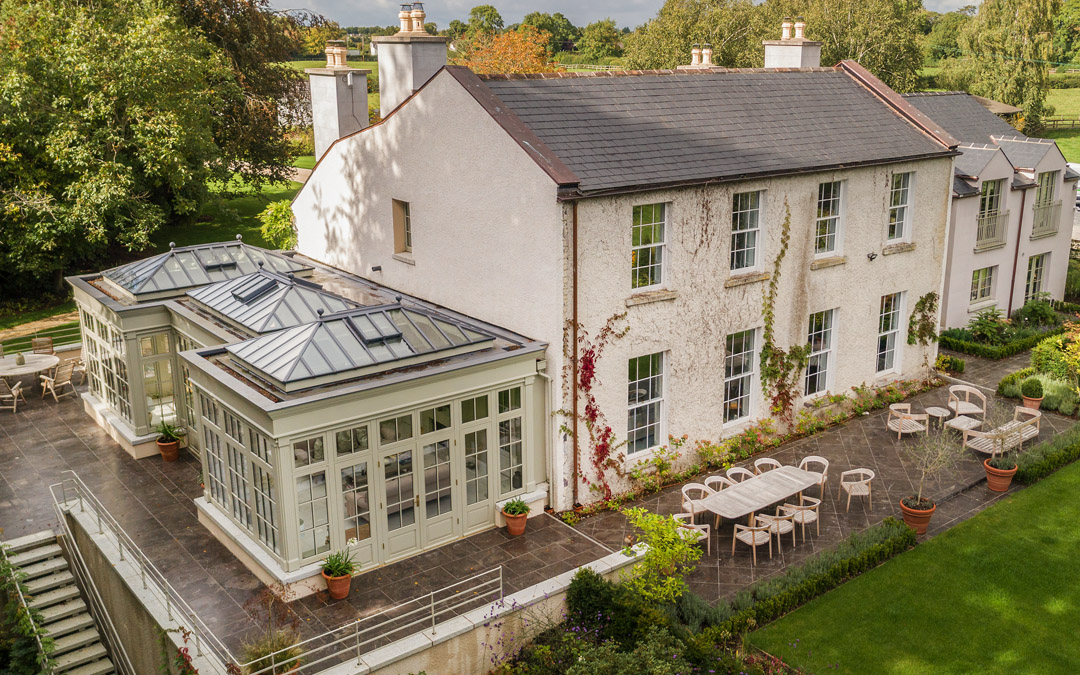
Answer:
[0,350,1073,659]
[572,351,1077,603]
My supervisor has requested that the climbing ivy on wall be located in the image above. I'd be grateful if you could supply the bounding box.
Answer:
[759,201,809,422]
[908,291,940,346]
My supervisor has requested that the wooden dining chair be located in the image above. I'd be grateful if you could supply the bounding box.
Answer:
[727,466,755,483]
[756,507,797,548]
[754,457,782,474]
[732,522,773,564]
[0,379,24,413]
[674,513,711,555]
[681,483,714,523]
[780,496,821,541]
[839,469,875,512]
[798,456,829,498]
[40,360,76,402]
[32,337,55,355]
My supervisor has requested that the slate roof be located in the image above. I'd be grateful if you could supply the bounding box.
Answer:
[462,68,953,195]
[953,145,999,179]
[1066,166,1080,182]
[187,269,357,335]
[992,136,1058,170]
[953,176,980,198]
[901,92,1022,145]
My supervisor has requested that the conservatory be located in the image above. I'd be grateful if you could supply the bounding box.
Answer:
[68,239,548,587]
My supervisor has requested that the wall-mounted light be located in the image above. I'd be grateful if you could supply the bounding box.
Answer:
[867,252,879,262]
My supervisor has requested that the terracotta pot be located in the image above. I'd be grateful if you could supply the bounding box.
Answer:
[322,570,352,600]
[157,438,180,462]
[984,458,1018,492]
[502,510,528,536]
[899,499,936,535]
[1021,395,1043,411]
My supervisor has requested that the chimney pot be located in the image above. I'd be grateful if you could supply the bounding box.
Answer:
[690,44,701,67]
[399,5,412,33]
[794,17,806,40]
[781,18,793,41]
[701,43,713,67]
[411,3,426,32]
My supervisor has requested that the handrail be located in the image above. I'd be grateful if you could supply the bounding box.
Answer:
[49,471,238,668]
[51,511,138,675]
[2,322,82,353]
[0,543,54,673]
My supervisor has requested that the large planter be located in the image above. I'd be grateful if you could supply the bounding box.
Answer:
[899,499,936,535]
[984,459,1018,492]
[322,571,352,600]
[157,438,180,462]
[502,510,528,536]
[1021,395,1043,411]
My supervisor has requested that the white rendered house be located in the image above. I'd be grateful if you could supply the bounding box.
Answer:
[293,16,959,510]
[902,92,1080,328]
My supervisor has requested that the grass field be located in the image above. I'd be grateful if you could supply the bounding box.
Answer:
[149,179,302,252]
[0,300,76,332]
[748,459,1080,674]
[1043,89,1080,161]
[285,59,376,72]
[293,156,316,170]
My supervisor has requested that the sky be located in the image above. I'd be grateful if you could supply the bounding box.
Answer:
[277,0,975,30]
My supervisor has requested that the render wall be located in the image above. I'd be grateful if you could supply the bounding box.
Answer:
[560,157,954,504]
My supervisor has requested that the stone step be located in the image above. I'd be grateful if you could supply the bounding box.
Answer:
[63,658,115,675]
[43,612,95,639]
[52,628,100,656]
[38,599,86,624]
[18,556,69,581]
[53,642,107,672]
[1,530,57,555]
[8,543,63,568]
[28,584,81,610]
[25,570,74,595]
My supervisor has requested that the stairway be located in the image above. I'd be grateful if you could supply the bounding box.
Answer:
[4,530,116,675]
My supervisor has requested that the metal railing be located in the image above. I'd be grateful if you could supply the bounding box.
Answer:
[1,321,82,355]
[975,210,1009,251]
[1031,200,1062,238]
[553,62,624,71]
[0,543,54,673]
[240,566,504,675]
[49,472,236,669]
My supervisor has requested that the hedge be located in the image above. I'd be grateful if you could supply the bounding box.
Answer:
[1054,299,1080,315]
[997,367,1036,396]
[939,326,1067,360]
[680,518,916,639]
[1015,424,1080,484]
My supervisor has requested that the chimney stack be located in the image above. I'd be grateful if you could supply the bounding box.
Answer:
[372,2,450,118]
[690,44,701,67]
[701,43,713,67]
[305,41,371,158]
[763,16,821,69]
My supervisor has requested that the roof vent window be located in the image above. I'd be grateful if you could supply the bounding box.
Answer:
[231,278,277,304]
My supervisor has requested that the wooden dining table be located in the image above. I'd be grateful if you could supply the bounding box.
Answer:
[0,353,60,385]
[696,465,821,522]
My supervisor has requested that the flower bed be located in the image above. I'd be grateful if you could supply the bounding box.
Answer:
[939,300,1067,360]
[940,326,1067,360]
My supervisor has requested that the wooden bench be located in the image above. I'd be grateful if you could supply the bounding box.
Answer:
[961,407,1042,455]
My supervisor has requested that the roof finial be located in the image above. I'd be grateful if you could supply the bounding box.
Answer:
[395,295,403,303]
[169,242,176,250]
[317,308,325,319]
[287,272,295,280]
[257,261,264,268]
[236,234,243,241]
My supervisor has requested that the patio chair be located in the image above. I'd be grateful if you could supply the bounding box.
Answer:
[732,522,773,564]
[780,496,821,541]
[798,456,829,498]
[704,475,733,492]
[754,457,782,474]
[947,385,987,419]
[756,507,797,548]
[886,403,929,439]
[726,466,755,483]
[839,468,875,512]
[0,380,24,413]
[40,360,76,402]
[681,483,714,523]
[72,357,86,385]
[32,337,54,355]
[674,513,711,555]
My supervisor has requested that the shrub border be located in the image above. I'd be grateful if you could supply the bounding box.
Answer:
[1014,425,1080,484]
[940,326,1066,360]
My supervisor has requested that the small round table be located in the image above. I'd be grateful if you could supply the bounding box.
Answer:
[925,406,951,430]
[0,353,61,384]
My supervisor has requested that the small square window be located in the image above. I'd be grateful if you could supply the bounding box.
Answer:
[461,395,489,424]
[498,387,521,414]
[420,404,452,434]
[379,414,413,444]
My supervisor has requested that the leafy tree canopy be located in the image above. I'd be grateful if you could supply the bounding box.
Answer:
[468,5,503,34]
[578,19,624,61]
[520,11,580,54]
[624,0,765,70]
[0,0,240,293]
[925,10,972,61]
[1052,0,1080,65]
[450,24,555,73]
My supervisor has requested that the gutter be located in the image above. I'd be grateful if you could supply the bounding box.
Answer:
[571,200,580,507]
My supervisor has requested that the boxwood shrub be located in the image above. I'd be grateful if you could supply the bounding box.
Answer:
[1015,424,1080,484]
[1030,333,1072,380]
[939,326,1067,360]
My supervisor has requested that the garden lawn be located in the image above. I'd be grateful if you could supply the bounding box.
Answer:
[748,459,1080,675]
[149,179,301,251]
[293,155,316,170]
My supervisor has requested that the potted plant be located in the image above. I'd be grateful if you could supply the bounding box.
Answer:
[156,421,185,462]
[984,451,1018,492]
[1021,377,1044,410]
[321,546,357,600]
[501,497,530,536]
[900,431,961,535]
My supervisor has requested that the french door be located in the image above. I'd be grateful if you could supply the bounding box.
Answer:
[420,435,457,547]
[381,447,420,559]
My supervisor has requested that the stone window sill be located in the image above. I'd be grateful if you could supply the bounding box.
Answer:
[723,271,771,288]
[625,289,677,307]
[974,242,1006,254]
[882,242,916,256]
[810,256,846,270]
[392,253,416,266]
[1030,230,1059,241]
[968,300,997,314]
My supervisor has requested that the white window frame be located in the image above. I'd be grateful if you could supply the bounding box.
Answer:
[1035,171,1058,207]
[814,180,845,257]
[1025,253,1049,304]
[804,310,836,398]
[724,330,757,426]
[970,266,995,305]
[876,292,904,374]
[631,203,667,291]
[887,172,913,242]
[979,179,1004,218]
[730,190,764,272]
[627,352,665,454]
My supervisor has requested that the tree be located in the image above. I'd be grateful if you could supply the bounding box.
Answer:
[578,19,623,61]
[450,24,556,74]
[941,0,1060,130]
[0,0,238,294]
[624,0,765,70]
[1053,0,1080,65]
[924,10,972,61]
[446,19,468,38]
[296,21,345,56]
[468,5,503,34]
[520,11,580,54]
